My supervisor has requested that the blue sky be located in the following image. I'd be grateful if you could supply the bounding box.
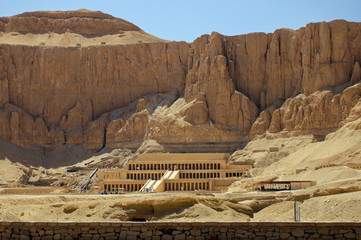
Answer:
[1,0,360,42]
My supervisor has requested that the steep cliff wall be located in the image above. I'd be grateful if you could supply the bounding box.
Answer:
[0,10,360,150]
[0,42,188,148]
[0,43,188,124]
[183,21,361,140]
[216,20,361,109]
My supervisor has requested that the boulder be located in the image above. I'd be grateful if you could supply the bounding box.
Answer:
[106,110,149,147]
[184,100,208,125]
[136,139,166,154]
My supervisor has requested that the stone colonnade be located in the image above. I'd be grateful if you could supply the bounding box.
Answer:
[103,183,143,192]
[128,162,222,171]
[165,181,209,191]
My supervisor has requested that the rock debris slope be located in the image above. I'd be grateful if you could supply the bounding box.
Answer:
[0,10,360,153]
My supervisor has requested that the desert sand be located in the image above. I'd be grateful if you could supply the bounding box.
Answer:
[0,129,360,222]
[0,31,167,47]
[0,193,251,222]
[0,189,360,222]
[253,191,361,222]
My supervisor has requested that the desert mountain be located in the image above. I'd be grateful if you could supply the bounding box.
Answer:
[0,10,361,223]
[0,9,165,47]
[0,10,360,154]
[0,9,141,34]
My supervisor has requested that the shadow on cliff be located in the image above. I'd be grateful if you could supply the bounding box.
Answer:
[0,139,93,169]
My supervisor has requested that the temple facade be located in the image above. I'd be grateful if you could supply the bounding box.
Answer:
[96,153,251,193]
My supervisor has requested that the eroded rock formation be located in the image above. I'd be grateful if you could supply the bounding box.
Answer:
[251,83,361,136]
[226,20,361,108]
[0,10,360,151]
[0,42,188,124]
[0,10,141,35]
[185,33,258,135]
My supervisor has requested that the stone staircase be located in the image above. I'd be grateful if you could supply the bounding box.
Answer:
[139,170,179,192]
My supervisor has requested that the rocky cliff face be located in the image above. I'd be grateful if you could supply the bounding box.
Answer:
[0,10,360,151]
[0,41,188,148]
[250,83,361,137]
[226,20,361,108]
[0,42,188,124]
[0,10,141,35]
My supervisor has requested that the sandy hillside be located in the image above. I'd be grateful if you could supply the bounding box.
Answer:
[0,9,167,46]
[225,128,361,222]
[253,191,361,222]
[0,159,25,186]
[254,131,361,182]
[0,189,360,222]
[0,31,167,46]
[0,193,251,222]
[229,128,361,183]
[0,128,360,223]
[268,137,360,173]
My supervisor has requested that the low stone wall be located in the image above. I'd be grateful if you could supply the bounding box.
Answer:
[0,221,360,240]
[0,187,57,195]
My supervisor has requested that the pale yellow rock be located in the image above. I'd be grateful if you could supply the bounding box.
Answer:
[136,139,166,154]
[145,98,248,144]
[249,106,276,136]
[111,110,149,142]
[184,100,208,125]
[254,83,361,136]
[0,103,65,147]
[351,61,361,85]
[84,114,109,150]
[0,11,360,150]
[0,10,141,35]
[185,32,258,134]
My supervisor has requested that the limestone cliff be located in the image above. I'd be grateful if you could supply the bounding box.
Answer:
[0,10,360,151]
[227,20,361,108]
[250,83,361,137]
[0,10,141,35]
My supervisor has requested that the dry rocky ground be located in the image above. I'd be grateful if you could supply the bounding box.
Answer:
[0,127,360,222]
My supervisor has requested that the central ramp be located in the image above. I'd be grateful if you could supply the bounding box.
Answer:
[139,170,179,192]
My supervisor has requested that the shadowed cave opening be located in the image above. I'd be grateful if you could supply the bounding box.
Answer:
[129,217,147,222]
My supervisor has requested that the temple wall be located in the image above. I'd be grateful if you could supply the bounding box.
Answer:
[136,153,229,161]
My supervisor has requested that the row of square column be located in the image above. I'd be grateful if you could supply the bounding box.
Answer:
[125,171,243,180]
[179,172,220,179]
[128,162,222,171]
[165,182,209,191]
[103,183,143,193]
[226,172,242,177]
[127,172,163,180]
[103,182,210,192]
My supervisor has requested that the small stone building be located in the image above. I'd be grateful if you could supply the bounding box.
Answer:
[96,153,251,193]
